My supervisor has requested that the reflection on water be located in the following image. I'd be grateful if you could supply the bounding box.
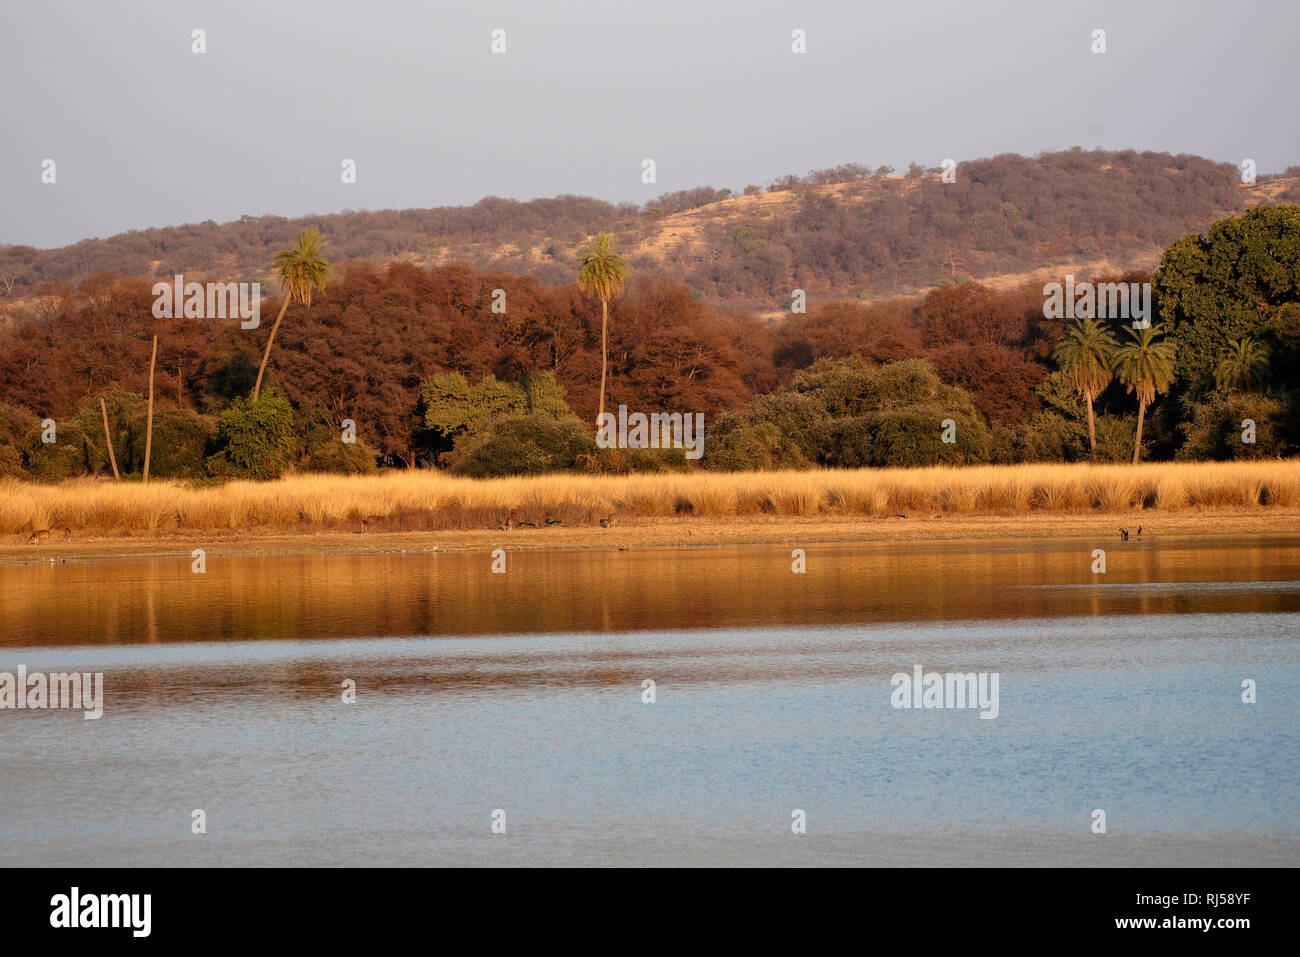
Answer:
[3,538,1299,647]
[1,538,1298,866]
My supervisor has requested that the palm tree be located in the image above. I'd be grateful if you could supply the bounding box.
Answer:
[1214,337,1270,392]
[576,232,627,421]
[253,229,332,402]
[1114,324,1176,464]
[1052,317,1118,452]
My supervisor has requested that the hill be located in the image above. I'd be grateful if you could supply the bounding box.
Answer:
[2,149,1297,314]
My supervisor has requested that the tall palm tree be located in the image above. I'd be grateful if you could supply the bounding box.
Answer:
[1214,337,1270,392]
[1114,323,1176,464]
[576,232,627,421]
[253,229,332,402]
[1052,317,1118,452]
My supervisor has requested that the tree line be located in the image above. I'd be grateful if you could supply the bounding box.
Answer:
[0,206,1297,481]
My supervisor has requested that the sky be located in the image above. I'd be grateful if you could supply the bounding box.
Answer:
[2,0,1297,249]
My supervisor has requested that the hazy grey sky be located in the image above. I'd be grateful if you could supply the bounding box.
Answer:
[2,0,1296,248]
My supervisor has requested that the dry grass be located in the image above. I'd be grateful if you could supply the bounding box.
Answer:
[1,461,1298,538]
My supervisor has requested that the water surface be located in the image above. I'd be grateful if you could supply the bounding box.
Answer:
[1,538,1297,866]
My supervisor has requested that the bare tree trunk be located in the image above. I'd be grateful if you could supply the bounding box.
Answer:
[1085,392,1097,452]
[100,397,120,480]
[597,297,608,421]
[253,293,293,401]
[1133,401,1146,464]
[143,335,157,484]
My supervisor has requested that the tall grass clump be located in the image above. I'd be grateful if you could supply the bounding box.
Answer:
[0,461,1296,538]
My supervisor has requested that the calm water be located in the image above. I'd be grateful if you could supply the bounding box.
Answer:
[2,538,1298,866]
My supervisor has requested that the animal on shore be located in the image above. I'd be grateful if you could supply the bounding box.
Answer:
[499,511,519,531]
[1120,527,1130,541]
[545,517,561,526]
[1136,525,1143,538]
[895,513,907,519]
[599,516,618,528]
[26,529,50,545]
[359,519,369,534]
[517,520,538,528]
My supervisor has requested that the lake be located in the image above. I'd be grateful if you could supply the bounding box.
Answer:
[2,537,1298,866]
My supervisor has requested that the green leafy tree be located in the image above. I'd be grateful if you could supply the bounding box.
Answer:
[1052,317,1118,452]
[1153,205,1300,392]
[1114,324,1177,463]
[422,373,525,438]
[254,229,333,401]
[576,232,627,421]
[420,371,578,471]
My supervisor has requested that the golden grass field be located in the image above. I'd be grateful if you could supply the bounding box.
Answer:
[3,461,1299,543]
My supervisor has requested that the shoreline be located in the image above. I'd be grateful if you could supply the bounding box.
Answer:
[4,507,1298,564]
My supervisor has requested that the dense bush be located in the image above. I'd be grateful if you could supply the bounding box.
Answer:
[21,418,100,482]
[705,418,811,471]
[208,392,297,479]
[448,415,596,477]
[0,403,38,478]
[144,408,220,478]
[1177,392,1289,460]
[706,356,991,469]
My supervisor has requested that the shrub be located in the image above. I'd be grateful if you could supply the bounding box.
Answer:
[448,414,596,477]
[21,418,100,482]
[208,391,297,480]
[869,407,989,467]
[145,408,220,479]
[704,418,809,471]
[0,402,39,478]
[1177,392,1288,460]
[297,404,379,474]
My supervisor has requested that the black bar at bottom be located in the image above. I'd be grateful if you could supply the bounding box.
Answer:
[0,866,1282,944]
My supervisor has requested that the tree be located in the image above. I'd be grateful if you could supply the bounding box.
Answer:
[253,229,333,401]
[143,335,157,484]
[1052,317,1118,452]
[1154,205,1300,392]
[1214,337,1270,392]
[576,232,627,421]
[1114,324,1176,463]
[999,202,1021,235]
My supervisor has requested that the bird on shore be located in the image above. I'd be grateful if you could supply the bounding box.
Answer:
[545,517,561,526]
[517,520,538,528]
[895,513,907,519]
[599,516,618,528]
[1120,527,1130,541]
[1136,525,1143,538]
